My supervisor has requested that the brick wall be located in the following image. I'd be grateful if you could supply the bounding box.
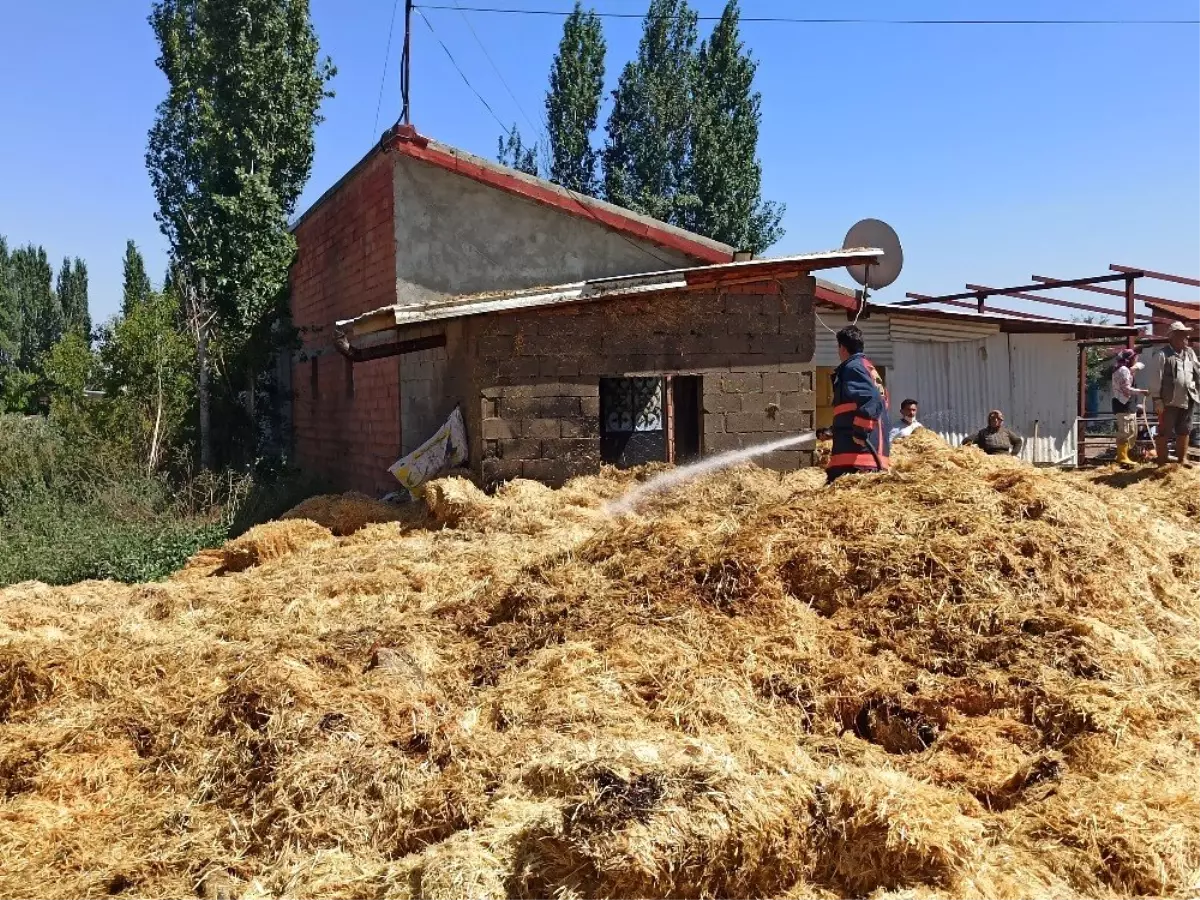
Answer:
[463,276,818,486]
[289,150,400,493]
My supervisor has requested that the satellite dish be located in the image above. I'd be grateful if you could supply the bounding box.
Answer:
[843,218,903,291]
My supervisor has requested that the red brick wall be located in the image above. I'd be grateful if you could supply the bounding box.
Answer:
[290,150,400,493]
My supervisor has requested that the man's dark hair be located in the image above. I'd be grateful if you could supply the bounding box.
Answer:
[836,325,864,355]
[901,398,918,409]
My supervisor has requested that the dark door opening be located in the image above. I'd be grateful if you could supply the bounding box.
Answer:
[671,375,702,464]
[600,376,666,468]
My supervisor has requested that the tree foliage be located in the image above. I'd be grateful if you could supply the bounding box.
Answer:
[602,0,699,227]
[123,240,154,316]
[147,0,334,463]
[546,1,605,195]
[10,244,59,373]
[55,256,91,342]
[0,238,18,372]
[497,125,540,176]
[102,288,197,473]
[689,1,783,253]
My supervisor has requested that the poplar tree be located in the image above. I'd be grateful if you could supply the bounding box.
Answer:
[147,0,334,466]
[122,240,153,316]
[689,0,782,252]
[546,2,605,195]
[602,0,699,227]
[55,257,91,342]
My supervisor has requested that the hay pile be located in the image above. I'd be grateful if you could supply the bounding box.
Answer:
[2,443,1199,899]
[281,492,412,536]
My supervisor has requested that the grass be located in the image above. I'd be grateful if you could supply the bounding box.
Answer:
[0,413,328,587]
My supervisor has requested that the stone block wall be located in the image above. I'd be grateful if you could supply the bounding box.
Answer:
[457,275,819,486]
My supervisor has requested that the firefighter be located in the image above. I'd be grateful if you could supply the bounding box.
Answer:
[827,325,891,484]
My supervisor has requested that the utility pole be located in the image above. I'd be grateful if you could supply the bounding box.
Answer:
[400,0,413,125]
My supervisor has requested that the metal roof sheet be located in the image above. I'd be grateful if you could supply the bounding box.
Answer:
[337,248,883,335]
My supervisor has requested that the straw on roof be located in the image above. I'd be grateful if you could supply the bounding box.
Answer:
[1,439,1198,899]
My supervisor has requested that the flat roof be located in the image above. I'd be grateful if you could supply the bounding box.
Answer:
[339,249,882,337]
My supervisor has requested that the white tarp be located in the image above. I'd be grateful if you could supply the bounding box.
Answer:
[388,406,468,494]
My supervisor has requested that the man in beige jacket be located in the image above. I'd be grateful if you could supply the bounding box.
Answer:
[1150,321,1200,466]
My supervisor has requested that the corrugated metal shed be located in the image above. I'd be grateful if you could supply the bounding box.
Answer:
[889,332,1079,464]
[813,316,893,367]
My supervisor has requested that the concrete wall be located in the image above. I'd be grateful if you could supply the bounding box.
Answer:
[290,151,401,493]
[391,154,702,306]
[452,276,819,486]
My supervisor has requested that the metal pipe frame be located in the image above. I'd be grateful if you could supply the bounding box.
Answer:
[964,283,1155,323]
[1110,264,1200,289]
[1030,275,1197,315]
[896,271,1141,308]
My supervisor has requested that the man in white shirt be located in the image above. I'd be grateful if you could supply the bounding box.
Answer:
[890,398,922,442]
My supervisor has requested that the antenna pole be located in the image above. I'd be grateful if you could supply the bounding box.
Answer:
[400,0,413,125]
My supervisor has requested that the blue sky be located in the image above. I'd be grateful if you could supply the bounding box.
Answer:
[1,0,1197,324]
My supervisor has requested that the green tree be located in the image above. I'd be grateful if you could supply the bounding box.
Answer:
[0,238,18,371]
[546,2,605,195]
[602,0,699,227]
[122,241,153,316]
[102,289,196,473]
[147,0,334,467]
[55,257,91,342]
[497,125,540,176]
[689,1,783,253]
[11,244,60,374]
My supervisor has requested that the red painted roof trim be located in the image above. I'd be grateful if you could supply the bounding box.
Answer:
[814,281,859,312]
[384,128,731,265]
[1144,298,1200,320]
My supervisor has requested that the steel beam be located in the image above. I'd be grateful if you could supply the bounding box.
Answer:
[964,283,1152,322]
[894,272,1140,307]
[1110,264,1200,288]
[1030,275,1196,311]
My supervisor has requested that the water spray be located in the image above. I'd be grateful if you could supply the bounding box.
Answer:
[606,431,818,516]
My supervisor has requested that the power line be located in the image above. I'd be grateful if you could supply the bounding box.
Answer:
[373,0,402,137]
[416,6,510,131]
[415,5,1199,25]
[452,0,547,136]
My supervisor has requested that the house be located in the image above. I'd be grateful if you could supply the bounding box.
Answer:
[812,281,1134,464]
[289,124,878,492]
[288,125,1133,492]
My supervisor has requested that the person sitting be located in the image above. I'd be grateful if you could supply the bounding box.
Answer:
[890,398,922,442]
[963,410,1024,456]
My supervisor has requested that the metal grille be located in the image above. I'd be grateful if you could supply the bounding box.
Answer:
[603,377,663,433]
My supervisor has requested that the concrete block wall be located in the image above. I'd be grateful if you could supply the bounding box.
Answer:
[289,150,400,493]
[463,276,818,486]
[399,323,462,455]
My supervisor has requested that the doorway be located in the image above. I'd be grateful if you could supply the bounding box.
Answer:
[670,375,702,464]
[599,375,703,468]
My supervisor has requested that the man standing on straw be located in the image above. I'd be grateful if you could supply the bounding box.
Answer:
[1150,321,1200,467]
[1110,348,1148,468]
[827,325,891,484]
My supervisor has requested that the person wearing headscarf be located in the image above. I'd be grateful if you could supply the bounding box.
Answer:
[963,410,1024,456]
[1111,347,1148,467]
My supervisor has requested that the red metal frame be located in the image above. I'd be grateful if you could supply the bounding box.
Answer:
[1110,265,1200,288]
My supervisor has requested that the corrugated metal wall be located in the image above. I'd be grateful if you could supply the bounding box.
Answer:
[813,315,892,367]
[889,332,1078,464]
[811,307,1081,464]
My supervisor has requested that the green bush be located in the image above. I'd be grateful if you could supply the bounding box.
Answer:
[0,492,225,586]
[0,414,333,588]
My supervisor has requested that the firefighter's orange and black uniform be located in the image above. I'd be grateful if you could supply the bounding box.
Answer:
[827,352,891,483]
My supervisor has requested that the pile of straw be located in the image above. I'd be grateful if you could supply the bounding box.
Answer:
[2,442,1198,899]
[281,492,412,536]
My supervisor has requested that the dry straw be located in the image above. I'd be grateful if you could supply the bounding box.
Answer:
[2,434,1198,899]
